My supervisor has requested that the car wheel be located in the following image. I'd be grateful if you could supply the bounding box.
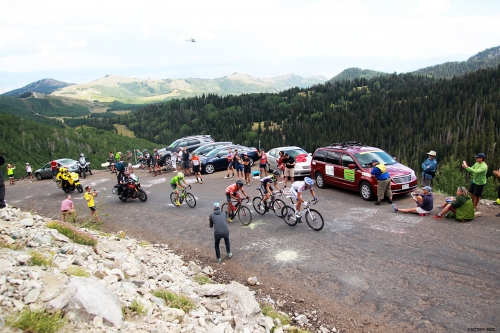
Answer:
[204,163,215,174]
[315,173,326,189]
[36,173,43,180]
[249,159,254,167]
[359,181,374,201]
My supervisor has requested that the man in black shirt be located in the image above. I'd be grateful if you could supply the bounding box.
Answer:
[283,153,295,187]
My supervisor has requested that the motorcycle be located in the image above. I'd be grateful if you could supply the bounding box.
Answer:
[56,171,83,193]
[78,157,92,178]
[112,173,147,202]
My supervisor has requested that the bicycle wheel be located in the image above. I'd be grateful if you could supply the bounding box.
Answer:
[169,192,179,206]
[271,199,286,218]
[253,197,266,215]
[238,205,252,225]
[185,192,196,208]
[221,203,230,218]
[281,206,297,226]
[305,209,324,231]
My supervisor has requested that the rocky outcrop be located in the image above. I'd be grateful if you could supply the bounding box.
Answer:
[0,206,333,332]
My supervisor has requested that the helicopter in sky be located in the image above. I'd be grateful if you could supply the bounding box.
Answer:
[185,37,196,43]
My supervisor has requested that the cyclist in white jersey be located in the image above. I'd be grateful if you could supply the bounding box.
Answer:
[290,177,317,218]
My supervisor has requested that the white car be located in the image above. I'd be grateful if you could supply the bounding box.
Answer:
[266,146,312,177]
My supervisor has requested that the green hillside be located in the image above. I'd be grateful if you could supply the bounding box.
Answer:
[329,68,389,82]
[2,78,74,97]
[0,113,156,172]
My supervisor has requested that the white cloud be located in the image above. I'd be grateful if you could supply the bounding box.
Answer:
[68,40,87,48]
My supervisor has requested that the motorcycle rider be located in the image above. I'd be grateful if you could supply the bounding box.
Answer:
[78,153,92,175]
[56,167,71,192]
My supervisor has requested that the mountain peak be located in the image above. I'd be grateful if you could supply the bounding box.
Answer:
[2,78,74,97]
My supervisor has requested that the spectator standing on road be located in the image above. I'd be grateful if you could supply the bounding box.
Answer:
[25,163,33,182]
[60,194,76,222]
[135,149,144,172]
[259,148,268,178]
[143,150,151,173]
[234,149,244,180]
[181,147,191,176]
[7,164,15,185]
[170,149,178,171]
[209,202,232,263]
[283,153,296,187]
[107,151,116,173]
[153,148,162,177]
[462,153,487,210]
[51,159,58,178]
[191,153,203,184]
[242,152,252,186]
[433,187,474,222]
[0,155,6,209]
[421,150,437,187]
[371,159,393,205]
[126,150,133,173]
[493,168,500,216]
[392,186,433,215]
[84,186,99,223]
[277,150,285,183]
[225,148,235,179]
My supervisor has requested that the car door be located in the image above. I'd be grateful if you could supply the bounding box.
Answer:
[335,153,357,190]
[213,148,229,171]
[325,151,341,185]
[267,149,278,169]
[41,162,51,179]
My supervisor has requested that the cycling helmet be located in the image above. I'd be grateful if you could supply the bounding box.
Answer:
[177,172,185,179]
[236,179,244,187]
[304,177,314,186]
[80,153,84,157]
[273,170,280,177]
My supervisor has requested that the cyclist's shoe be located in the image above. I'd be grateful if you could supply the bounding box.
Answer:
[295,213,301,219]
[217,258,221,263]
[227,217,234,223]
[227,252,232,259]
[175,201,180,206]
[200,181,203,184]
[194,180,199,183]
[391,203,398,212]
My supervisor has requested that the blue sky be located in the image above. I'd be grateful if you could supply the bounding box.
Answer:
[1,0,499,93]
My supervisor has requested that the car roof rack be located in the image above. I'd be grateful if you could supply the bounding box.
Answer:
[328,141,364,149]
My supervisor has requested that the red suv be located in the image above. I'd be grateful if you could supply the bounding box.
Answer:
[310,141,418,200]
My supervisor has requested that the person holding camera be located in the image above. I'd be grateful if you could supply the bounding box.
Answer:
[7,164,16,185]
[392,186,433,215]
[462,153,487,210]
[84,186,99,223]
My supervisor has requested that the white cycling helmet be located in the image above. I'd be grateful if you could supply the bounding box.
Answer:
[304,177,314,186]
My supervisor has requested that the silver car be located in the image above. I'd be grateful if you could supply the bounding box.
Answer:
[34,158,79,180]
[266,146,312,177]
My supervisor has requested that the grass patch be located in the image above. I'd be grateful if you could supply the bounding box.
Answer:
[193,274,213,285]
[66,266,90,277]
[151,289,195,313]
[46,221,97,246]
[128,299,149,316]
[261,303,290,325]
[288,328,311,333]
[139,240,150,247]
[117,230,126,239]
[6,308,66,333]
[114,124,135,138]
[0,238,25,250]
[29,251,53,268]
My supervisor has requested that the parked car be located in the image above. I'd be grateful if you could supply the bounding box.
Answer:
[266,146,312,177]
[310,141,418,200]
[158,135,214,166]
[34,158,79,180]
[191,142,233,156]
[200,145,258,174]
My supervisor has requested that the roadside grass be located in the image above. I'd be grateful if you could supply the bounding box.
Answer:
[46,221,97,246]
[29,251,53,268]
[151,290,195,313]
[114,124,135,138]
[127,299,149,316]
[260,303,290,325]
[139,240,150,247]
[66,265,90,277]
[193,274,213,285]
[0,238,25,250]
[6,308,66,333]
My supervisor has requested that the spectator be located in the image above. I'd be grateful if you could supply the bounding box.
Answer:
[84,186,99,223]
[181,147,190,176]
[392,186,433,215]
[259,148,268,178]
[462,153,487,210]
[234,149,244,180]
[153,148,162,177]
[371,159,393,205]
[191,153,203,184]
[433,186,474,222]
[25,163,33,182]
[143,149,151,173]
[170,149,178,171]
[126,150,133,173]
[60,194,76,222]
[7,164,15,186]
[225,148,235,179]
[51,159,58,178]
[421,150,437,187]
[277,150,285,183]
[136,149,144,172]
[0,155,5,209]
[209,202,232,263]
[494,168,500,216]
[283,152,296,187]
[242,152,252,186]
[107,151,116,173]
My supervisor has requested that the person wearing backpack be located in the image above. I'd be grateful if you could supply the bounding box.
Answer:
[115,158,126,183]
[421,150,438,187]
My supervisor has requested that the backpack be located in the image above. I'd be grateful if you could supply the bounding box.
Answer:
[115,161,125,171]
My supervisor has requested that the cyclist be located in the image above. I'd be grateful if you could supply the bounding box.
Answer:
[171,172,189,206]
[225,179,250,221]
[260,170,282,211]
[290,177,317,219]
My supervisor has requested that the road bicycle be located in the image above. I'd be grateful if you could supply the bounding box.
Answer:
[170,185,196,208]
[252,188,286,217]
[221,197,252,225]
[281,196,324,231]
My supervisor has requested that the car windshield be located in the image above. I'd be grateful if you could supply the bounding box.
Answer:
[285,148,308,158]
[354,151,397,167]
[193,144,219,155]
[168,139,181,148]
[206,148,224,158]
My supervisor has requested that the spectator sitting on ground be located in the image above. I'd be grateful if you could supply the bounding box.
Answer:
[392,186,433,215]
[433,186,475,222]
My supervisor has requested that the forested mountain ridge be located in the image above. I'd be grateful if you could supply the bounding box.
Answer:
[2,78,74,97]
[0,113,156,171]
[117,65,500,177]
[329,68,389,82]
